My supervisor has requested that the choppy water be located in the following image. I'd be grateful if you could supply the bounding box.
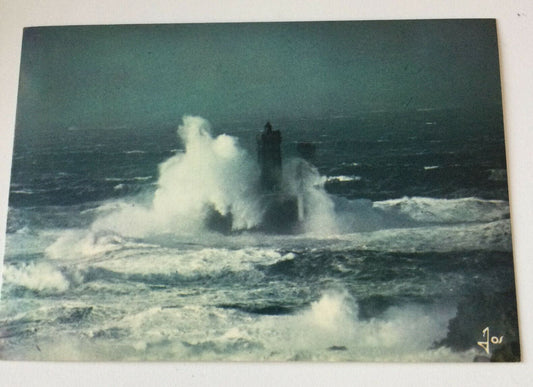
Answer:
[0,109,519,361]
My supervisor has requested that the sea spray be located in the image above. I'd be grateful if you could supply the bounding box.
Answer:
[151,116,263,232]
[41,116,338,261]
[42,116,513,260]
[283,158,338,234]
[3,262,70,293]
[79,116,340,242]
[2,105,517,362]
[90,116,264,238]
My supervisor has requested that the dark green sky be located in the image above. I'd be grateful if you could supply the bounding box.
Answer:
[16,19,502,130]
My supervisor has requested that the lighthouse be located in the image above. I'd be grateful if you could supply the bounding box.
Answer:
[257,121,282,192]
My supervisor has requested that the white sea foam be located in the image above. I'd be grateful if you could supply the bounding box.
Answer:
[89,116,263,238]
[0,282,480,362]
[266,290,468,361]
[340,162,360,167]
[44,228,158,260]
[10,189,35,195]
[44,197,511,261]
[326,175,362,183]
[283,158,338,234]
[55,116,340,245]
[3,262,69,292]
[105,176,152,182]
[2,114,514,363]
[46,116,509,248]
[88,247,294,277]
[373,196,509,224]
[330,218,512,253]
[123,150,146,154]
[45,229,125,259]
[18,290,472,361]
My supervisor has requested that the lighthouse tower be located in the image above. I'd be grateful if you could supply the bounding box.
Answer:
[257,121,282,192]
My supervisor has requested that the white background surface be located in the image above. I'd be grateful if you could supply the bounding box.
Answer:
[0,1,532,386]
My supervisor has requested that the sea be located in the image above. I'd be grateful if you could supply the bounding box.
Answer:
[0,108,519,361]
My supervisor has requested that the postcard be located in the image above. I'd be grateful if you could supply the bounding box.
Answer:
[0,19,519,362]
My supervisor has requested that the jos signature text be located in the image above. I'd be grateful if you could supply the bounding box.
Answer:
[477,327,504,355]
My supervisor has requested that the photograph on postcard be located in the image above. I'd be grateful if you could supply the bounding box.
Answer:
[0,20,519,361]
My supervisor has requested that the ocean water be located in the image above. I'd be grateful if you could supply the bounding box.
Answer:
[0,109,519,361]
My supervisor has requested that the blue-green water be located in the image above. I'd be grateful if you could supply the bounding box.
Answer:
[1,109,518,361]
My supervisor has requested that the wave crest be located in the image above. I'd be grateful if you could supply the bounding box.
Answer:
[3,262,70,293]
[90,116,263,237]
